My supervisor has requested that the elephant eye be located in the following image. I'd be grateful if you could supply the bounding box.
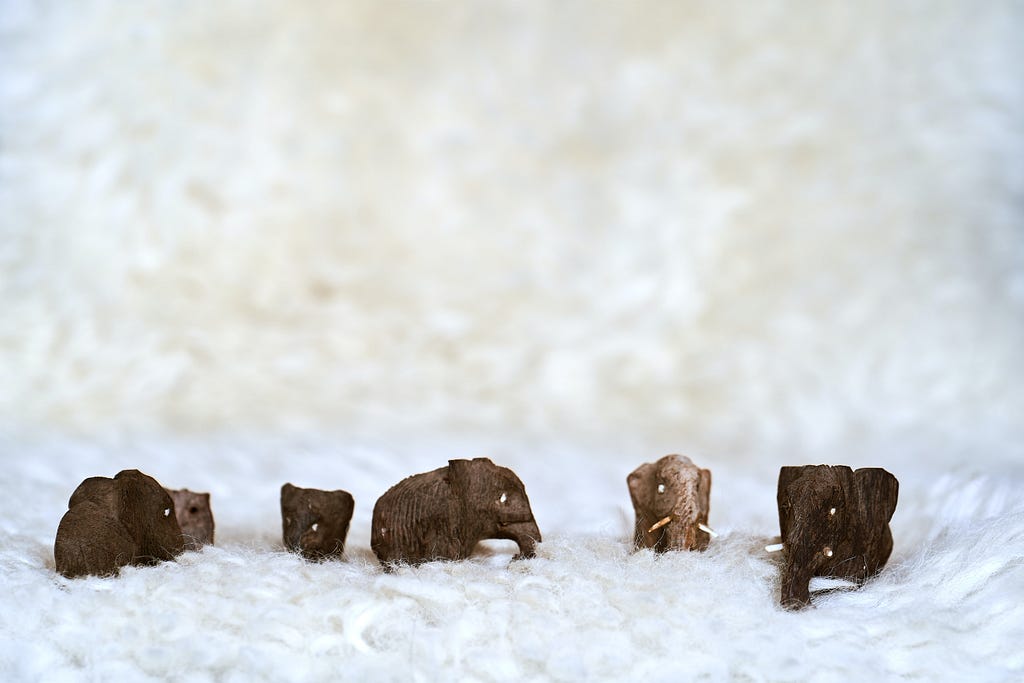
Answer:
[823,546,833,558]
[657,484,666,494]
[163,508,171,517]
[499,492,507,504]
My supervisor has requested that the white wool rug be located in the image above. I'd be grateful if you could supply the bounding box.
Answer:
[1,431,1022,682]
[2,0,1023,680]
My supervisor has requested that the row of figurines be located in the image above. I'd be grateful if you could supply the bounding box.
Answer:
[53,455,899,609]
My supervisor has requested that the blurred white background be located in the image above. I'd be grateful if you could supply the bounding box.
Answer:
[2,6,1023,679]
[2,0,1022,468]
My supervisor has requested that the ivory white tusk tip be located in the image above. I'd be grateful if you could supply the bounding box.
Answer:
[647,516,672,533]
[764,543,784,553]
[697,523,718,538]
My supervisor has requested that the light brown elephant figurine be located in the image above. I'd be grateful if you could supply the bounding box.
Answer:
[628,454,713,552]
[165,488,215,550]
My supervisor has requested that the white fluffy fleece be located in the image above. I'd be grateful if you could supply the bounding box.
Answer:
[1,433,1022,682]
[1,0,1023,680]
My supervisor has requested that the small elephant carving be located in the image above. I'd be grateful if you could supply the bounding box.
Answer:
[628,454,712,552]
[371,457,542,566]
[166,488,215,550]
[54,469,186,578]
[280,483,354,561]
[777,465,899,609]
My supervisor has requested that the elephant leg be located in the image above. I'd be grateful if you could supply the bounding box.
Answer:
[780,556,814,610]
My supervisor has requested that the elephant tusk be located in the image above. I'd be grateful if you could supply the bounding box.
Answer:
[697,523,718,538]
[648,516,673,533]
[764,543,784,553]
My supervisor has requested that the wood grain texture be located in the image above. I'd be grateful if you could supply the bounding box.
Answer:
[776,464,898,609]
[371,458,541,567]
[280,483,354,561]
[628,454,712,552]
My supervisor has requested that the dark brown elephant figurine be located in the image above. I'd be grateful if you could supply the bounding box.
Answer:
[280,483,355,561]
[166,488,215,550]
[628,454,713,552]
[371,457,542,566]
[776,465,899,609]
[54,469,186,578]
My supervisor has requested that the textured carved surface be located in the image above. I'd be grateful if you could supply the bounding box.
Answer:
[371,458,542,566]
[166,489,215,550]
[54,469,185,578]
[777,465,899,609]
[628,454,712,552]
[280,484,354,561]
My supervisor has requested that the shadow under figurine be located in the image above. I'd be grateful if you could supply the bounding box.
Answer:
[54,469,186,579]
[628,454,713,552]
[371,457,542,567]
[281,483,354,561]
[776,464,899,609]
[166,488,215,550]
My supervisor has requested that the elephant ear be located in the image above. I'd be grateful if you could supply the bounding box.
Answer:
[281,483,301,510]
[855,468,899,525]
[627,462,656,508]
[115,471,161,535]
[698,467,712,504]
[776,467,807,541]
[114,470,184,561]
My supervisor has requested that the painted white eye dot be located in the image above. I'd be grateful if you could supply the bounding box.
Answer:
[163,508,170,517]
[657,484,666,494]
[829,507,837,516]
[499,493,507,504]
[311,523,319,532]
[823,546,833,557]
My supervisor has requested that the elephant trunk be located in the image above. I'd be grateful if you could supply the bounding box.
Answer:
[780,553,813,610]
[283,509,313,552]
[139,526,185,563]
[659,514,711,552]
[498,518,542,559]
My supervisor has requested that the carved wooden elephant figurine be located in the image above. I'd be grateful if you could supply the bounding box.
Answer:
[54,469,185,578]
[165,488,215,550]
[777,465,899,609]
[628,454,712,552]
[371,457,542,566]
[280,483,354,561]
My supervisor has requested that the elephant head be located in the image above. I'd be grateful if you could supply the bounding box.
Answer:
[166,488,215,550]
[448,458,542,560]
[628,454,712,552]
[281,483,355,561]
[777,465,899,609]
[55,469,185,578]
[371,457,542,566]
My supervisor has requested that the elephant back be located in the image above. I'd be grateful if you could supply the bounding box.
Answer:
[371,466,456,564]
